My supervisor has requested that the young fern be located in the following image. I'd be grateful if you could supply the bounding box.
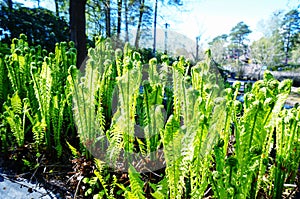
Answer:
[0,56,9,110]
[3,93,24,147]
[150,177,169,199]
[127,165,146,199]
[0,113,9,151]
[270,101,299,198]
[2,35,79,159]
[163,115,183,199]
[109,52,142,162]
[210,71,293,198]
[31,59,53,148]
[51,95,66,157]
[68,64,101,154]
[68,37,117,159]
[142,81,164,159]
[3,93,33,147]
[93,158,111,198]
[249,74,291,197]
[172,56,185,122]
[4,35,33,101]
[50,42,76,154]
[158,51,227,198]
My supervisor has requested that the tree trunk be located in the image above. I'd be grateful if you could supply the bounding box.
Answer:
[54,0,59,17]
[153,0,158,54]
[117,0,122,39]
[134,0,145,49]
[284,25,292,65]
[70,0,87,68]
[124,0,129,42]
[105,0,111,37]
[285,40,290,65]
[6,0,13,10]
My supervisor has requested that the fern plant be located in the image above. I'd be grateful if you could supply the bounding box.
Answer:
[30,57,53,148]
[108,51,142,166]
[270,103,300,199]
[142,58,165,159]
[0,54,9,110]
[3,92,33,147]
[150,177,169,199]
[68,36,117,159]
[5,35,33,100]
[2,34,76,157]
[159,50,227,198]
[115,165,145,199]
[210,71,295,198]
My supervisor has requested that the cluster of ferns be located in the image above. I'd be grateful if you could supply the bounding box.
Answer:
[0,34,299,198]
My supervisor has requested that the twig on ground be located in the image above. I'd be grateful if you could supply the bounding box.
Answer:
[144,167,161,178]
[29,154,44,183]
[73,176,83,199]
[204,187,212,197]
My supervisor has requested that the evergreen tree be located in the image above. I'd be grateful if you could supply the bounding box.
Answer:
[229,21,252,59]
[280,9,300,64]
[208,34,228,65]
[0,4,69,51]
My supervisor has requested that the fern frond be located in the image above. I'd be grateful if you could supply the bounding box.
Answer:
[128,165,145,199]
[0,57,8,107]
[114,63,141,157]
[107,121,124,163]
[94,158,110,198]
[32,117,46,149]
[3,93,28,147]
[4,110,23,147]
[150,177,168,199]
[163,115,184,199]
[66,141,79,158]
[148,58,160,84]
[11,92,22,114]
[172,63,184,121]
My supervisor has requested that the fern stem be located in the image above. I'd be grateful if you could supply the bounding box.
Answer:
[248,108,258,153]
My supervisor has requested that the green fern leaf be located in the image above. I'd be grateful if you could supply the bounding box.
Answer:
[128,165,145,199]
[11,92,22,114]
[66,141,79,158]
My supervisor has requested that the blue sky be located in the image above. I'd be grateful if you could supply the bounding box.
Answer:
[15,0,299,45]
[160,0,299,44]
